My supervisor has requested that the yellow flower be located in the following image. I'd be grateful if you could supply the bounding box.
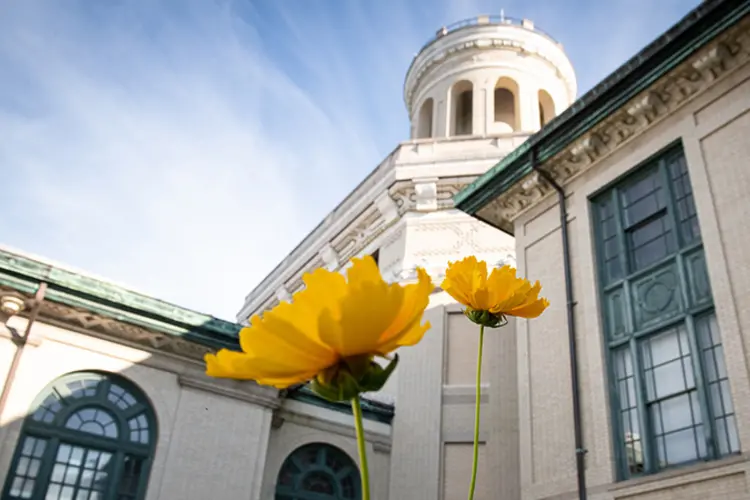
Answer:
[204,256,434,397]
[441,256,549,327]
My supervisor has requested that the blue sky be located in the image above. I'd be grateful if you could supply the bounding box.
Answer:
[0,0,700,320]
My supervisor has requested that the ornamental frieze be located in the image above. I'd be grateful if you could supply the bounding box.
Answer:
[35,300,216,361]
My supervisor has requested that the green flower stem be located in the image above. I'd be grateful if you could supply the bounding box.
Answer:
[351,397,371,500]
[468,324,485,500]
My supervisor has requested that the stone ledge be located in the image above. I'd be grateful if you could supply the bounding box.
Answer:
[177,372,281,410]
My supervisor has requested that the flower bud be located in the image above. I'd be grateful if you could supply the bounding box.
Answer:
[311,354,399,402]
[464,308,508,328]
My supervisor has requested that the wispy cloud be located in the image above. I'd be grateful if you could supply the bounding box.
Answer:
[0,0,699,319]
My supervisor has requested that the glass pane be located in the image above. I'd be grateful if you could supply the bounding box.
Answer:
[107,384,137,411]
[8,436,47,499]
[597,198,623,284]
[667,153,701,245]
[115,455,144,499]
[45,444,112,500]
[613,348,643,477]
[619,167,665,227]
[66,379,100,399]
[127,413,150,445]
[65,408,118,439]
[642,326,695,402]
[275,444,360,499]
[32,393,64,424]
[302,471,335,493]
[695,313,741,456]
[627,215,675,272]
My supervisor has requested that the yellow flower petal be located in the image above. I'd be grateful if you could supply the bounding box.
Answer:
[204,254,435,392]
[441,257,549,319]
[205,350,318,387]
[376,267,434,353]
[507,297,550,318]
[319,257,406,357]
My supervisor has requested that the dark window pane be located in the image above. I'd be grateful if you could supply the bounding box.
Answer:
[627,216,675,272]
[115,455,144,499]
[275,444,360,499]
[619,168,665,227]
[667,153,701,245]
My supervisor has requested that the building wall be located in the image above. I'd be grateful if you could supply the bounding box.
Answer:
[512,58,750,499]
[0,315,391,500]
[389,302,519,500]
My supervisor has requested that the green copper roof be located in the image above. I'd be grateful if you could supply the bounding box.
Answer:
[0,247,241,348]
[0,247,394,422]
[454,0,750,219]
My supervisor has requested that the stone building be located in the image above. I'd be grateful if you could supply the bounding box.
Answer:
[455,0,750,498]
[2,1,749,499]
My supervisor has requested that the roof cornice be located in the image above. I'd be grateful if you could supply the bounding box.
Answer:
[0,249,241,349]
[455,0,750,226]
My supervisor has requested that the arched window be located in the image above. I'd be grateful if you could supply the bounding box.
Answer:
[1,372,157,500]
[493,77,519,132]
[275,443,360,500]
[538,89,556,127]
[416,98,434,139]
[451,80,473,136]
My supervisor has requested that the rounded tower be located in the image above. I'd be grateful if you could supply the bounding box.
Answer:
[404,15,577,140]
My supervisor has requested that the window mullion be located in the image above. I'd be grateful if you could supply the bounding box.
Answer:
[684,314,717,459]
[611,188,629,279]
[631,337,654,473]
[659,159,681,249]
[106,450,126,499]
[32,436,59,500]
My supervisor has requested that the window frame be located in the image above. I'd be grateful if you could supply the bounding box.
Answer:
[590,142,739,481]
[274,443,361,500]
[1,371,157,500]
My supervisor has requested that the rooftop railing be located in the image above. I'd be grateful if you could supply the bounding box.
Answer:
[413,14,559,61]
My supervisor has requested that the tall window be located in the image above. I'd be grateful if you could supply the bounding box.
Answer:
[2,372,157,500]
[592,144,740,481]
[275,443,360,500]
[451,80,473,136]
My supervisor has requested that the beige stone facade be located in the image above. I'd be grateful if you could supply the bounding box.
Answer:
[458,4,750,499]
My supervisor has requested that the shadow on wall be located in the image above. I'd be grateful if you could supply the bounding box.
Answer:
[0,368,158,500]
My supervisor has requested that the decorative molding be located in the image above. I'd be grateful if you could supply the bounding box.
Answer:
[243,177,476,320]
[414,178,438,211]
[178,372,281,410]
[275,286,292,303]
[476,20,750,230]
[36,299,220,361]
[393,252,515,284]
[274,407,392,450]
[318,244,339,271]
[405,35,575,115]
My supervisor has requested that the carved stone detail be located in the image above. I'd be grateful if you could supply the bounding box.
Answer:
[247,178,473,319]
[34,300,219,361]
[406,36,574,114]
[477,20,750,229]
[318,244,339,271]
[414,179,438,211]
